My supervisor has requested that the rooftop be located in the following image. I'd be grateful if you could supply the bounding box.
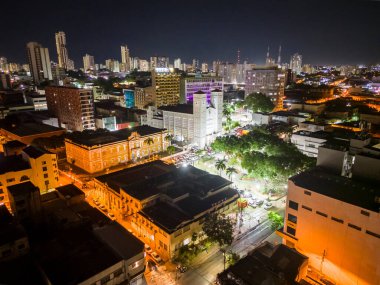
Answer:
[289,167,380,213]
[23,145,49,159]
[8,181,39,197]
[95,223,144,260]
[56,184,84,199]
[0,122,64,137]
[3,140,26,148]
[159,104,194,114]
[293,130,329,139]
[66,125,166,147]
[0,154,30,175]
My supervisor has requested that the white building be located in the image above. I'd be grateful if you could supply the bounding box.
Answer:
[26,42,52,85]
[55,31,70,70]
[290,53,303,75]
[120,45,131,72]
[83,54,95,72]
[290,131,328,157]
[147,89,223,147]
[174,58,181,70]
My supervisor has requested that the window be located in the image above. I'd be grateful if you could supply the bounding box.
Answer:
[316,211,327,218]
[302,205,312,211]
[366,230,380,239]
[44,174,48,179]
[42,167,47,172]
[286,226,296,236]
[288,213,297,224]
[101,275,111,285]
[42,161,47,165]
[0,188,3,194]
[289,200,298,211]
[6,178,15,183]
[304,191,311,196]
[361,210,370,217]
[183,225,190,232]
[114,268,123,277]
[331,217,344,224]
[348,223,361,231]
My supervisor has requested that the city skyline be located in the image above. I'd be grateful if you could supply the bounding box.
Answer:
[1,0,380,66]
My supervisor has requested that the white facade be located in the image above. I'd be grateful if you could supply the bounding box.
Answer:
[291,131,327,157]
[147,90,223,147]
[290,53,303,75]
[83,54,95,72]
[55,31,70,70]
[26,42,53,85]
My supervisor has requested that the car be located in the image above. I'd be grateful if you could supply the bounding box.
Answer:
[108,212,116,220]
[145,244,153,254]
[256,199,264,206]
[151,252,162,264]
[264,202,273,210]
[99,205,107,212]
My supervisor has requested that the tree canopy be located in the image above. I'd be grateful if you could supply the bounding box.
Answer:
[244,92,275,113]
[202,212,234,248]
[267,211,284,230]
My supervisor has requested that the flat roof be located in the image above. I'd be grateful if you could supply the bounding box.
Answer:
[3,140,27,148]
[36,227,122,285]
[290,167,380,213]
[159,104,193,114]
[95,223,144,260]
[8,181,39,196]
[293,130,329,139]
[23,145,49,159]
[0,154,30,175]
[56,184,84,198]
[66,125,166,147]
[0,122,64,137]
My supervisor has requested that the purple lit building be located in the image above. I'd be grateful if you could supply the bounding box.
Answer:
[180,75,223,103]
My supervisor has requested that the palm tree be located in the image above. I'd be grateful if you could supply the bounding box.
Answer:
[215,159,227,175]
[167,145,176,155]
[144,137,154,159]
[226,167,238,181]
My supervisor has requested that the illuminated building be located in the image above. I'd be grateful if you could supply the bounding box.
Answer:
[245,66,285,106]
[180,74,223,103]
[215,62,249,84]
[152,68,181,107]
[26,42,52,85]
[134,86,154,109]
[123,89,135,108]
[55,31,71,70]
[280,143,380,285]
[65,126,168,173]
[121,44,131,72]
[174,58,181,70]
[105,59,120,72]
[45,86,95,131]
[201,63,208,73]
[138,59,149,71]
[0,73,11,89]
[0,57,7,72]
[290,53,302,74]
[93,160,239,261]
[0,146,59,211]
[83,54,95,72]
[147,89,223,147]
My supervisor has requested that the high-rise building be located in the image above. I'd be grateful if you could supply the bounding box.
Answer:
[45,86,95,131]
[180,74,223,103]
[245,66,285,106]
[174,58,181,70]
[121,45,131,72]
[134,86,154,109]
[0,73,11,89]
[105,59,120,72]
[26,42,52,85]
[216,62,250,84]
[157,57,169,68]
[265,46,276,67]
[201,63,208,73]
[0,57,7,72]
[55,31,70,70]
[151,68,180,107]
[83,54,95,72]
[139,59,149,71]
[290,53,303,74]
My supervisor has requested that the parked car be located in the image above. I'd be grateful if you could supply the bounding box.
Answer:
[151,252,162,264]
[264,202,273,210]
[108,212,116,220]
[145,244,153,254]
[256,199,264,206]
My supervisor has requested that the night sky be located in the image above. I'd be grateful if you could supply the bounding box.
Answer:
[2,0,380,66]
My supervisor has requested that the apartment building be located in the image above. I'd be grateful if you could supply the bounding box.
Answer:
[151,68,181,107]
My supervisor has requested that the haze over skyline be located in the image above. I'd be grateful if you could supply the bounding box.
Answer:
[2,0,380,66]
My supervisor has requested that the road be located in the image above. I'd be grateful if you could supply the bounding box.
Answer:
[177,219,273,285]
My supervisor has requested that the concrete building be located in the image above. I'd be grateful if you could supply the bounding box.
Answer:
[45,86,95,131]
[291,131,328,157]
[105,59,120,73]
[180,74,223,103]
[215,62,249,84]
[147,89,223,147]
[121,45,131,72]
[25,93,47,110]
[26,42,52,85]
[134,86,154,109]
[152,68,181,107]
[93,160,239,261]
[83,54,95,72]
[174,58,181,69]
[290,53,302,75]
[65,126,168,173]
[245,66,285,105]
[55,31,70,70]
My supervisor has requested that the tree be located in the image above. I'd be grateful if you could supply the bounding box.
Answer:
[226,167,237,181]
[226,251,240,267]
[267,211,284,230]
[244,92,275,113]
[215,159,227,175]
[144,137,154,158]
[165,134,174,143]
[202,212,234,248]
[167,145,176,155]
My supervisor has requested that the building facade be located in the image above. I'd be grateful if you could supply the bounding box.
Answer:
[180,75,223,103]
[152,68,181,107]
[65,126,168,173]
[45,86,95,131]
[26,42,52,85]
[134,86,154,109]
[121,45,131,72]
[147,89,223,147]
[83,54,95,72]
[290,53,302,75]
[55,31,70,70]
